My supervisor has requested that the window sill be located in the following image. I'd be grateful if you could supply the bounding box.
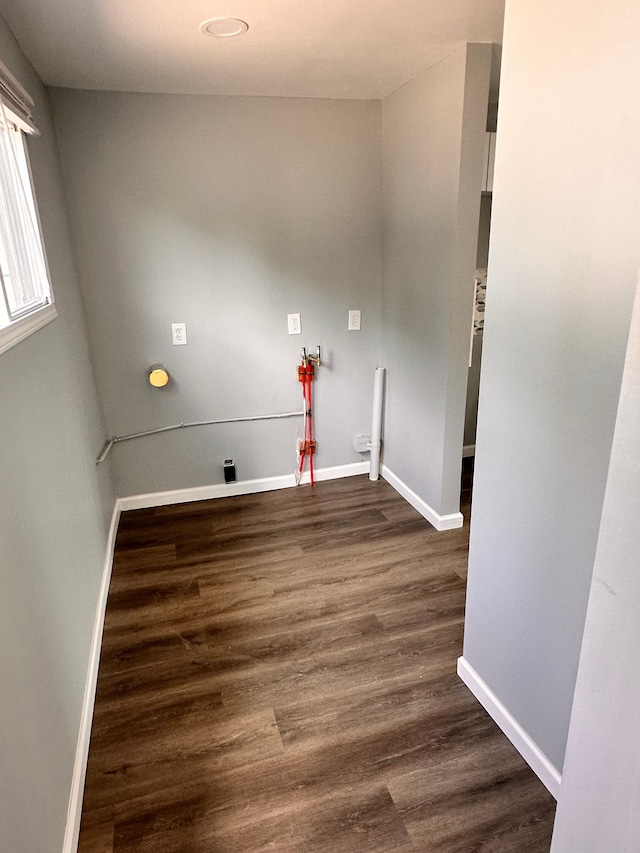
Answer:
[0,302,57,356]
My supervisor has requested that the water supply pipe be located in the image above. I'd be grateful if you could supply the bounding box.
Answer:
[96,410,304,464]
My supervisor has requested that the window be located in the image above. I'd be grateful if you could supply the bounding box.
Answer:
[0,61,55,355]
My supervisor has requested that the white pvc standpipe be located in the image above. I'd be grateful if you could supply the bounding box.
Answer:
[369,366,385,481]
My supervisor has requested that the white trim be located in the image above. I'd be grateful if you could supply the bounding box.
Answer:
[462,443,476,458]
[380,465,463,531]
[118,461,370,511]
[62,502,121,853]
[0,302,57,356]
[457,656,562,799]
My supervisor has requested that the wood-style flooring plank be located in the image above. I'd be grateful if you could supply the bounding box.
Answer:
[78,475,555,853]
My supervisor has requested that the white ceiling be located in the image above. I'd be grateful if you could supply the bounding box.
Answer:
[0,0,504,100]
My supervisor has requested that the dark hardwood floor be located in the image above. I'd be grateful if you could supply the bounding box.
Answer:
[78,474,556,852]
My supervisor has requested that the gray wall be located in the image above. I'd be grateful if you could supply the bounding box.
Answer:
[380,43,491,516]
[463,334,483,447]
[551,274,640,850]
[49,90,382,497]
[475,194,491,270]
[463,0,640,771]
[0,15,114,853]
[463,193,492,447]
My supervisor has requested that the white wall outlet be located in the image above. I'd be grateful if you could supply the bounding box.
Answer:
[348,309,361,331]
[288,313,301,335]
[172,322,187,345]
[353,434,371,452]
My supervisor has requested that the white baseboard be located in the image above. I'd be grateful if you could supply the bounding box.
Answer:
[457,656,562,799]
[118,461,370,511]
[380,465,463,531]
[63,503,121,853]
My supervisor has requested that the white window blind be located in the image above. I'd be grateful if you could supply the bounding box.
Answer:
[0,58,37,134]
[0,59,55,353]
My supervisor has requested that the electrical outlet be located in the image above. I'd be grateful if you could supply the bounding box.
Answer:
[348,309,361,331]
[172,322,187,345]
[353,434,371,452]
[288,313,301,335]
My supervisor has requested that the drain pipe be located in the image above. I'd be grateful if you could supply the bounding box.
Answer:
[369,367,385,481]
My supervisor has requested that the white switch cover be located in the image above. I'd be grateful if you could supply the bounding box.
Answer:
[348,310,361,331]
[288,313,301,335]
[172,323,187,345]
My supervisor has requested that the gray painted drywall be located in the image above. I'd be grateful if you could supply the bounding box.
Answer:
[48,90,382,497]
[463,194,492,447]
[463,0,640,771]
[463,334,483,447]
[380,43,491,516]
[550,272,640,849]
[475,194,491,270]
[0,13,114,853]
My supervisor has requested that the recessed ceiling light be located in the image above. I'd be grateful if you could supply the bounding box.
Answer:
[200,18,249,38]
